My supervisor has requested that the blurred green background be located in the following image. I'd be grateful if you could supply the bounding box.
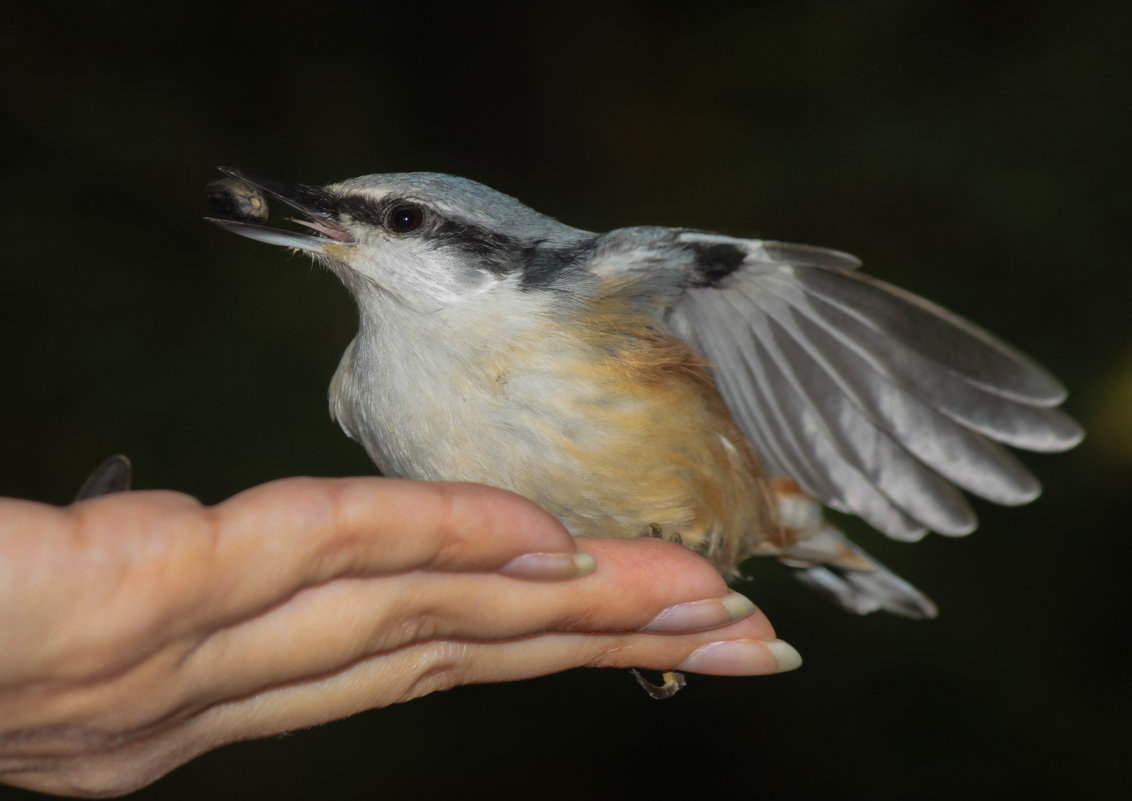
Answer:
[2,1,1128,799]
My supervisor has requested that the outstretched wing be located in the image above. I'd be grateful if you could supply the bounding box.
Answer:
[665,232,1082,542]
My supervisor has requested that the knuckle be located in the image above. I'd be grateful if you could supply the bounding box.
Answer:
[294,478,367,577]
[399,642,473,701]
[580,638,636,669]
[390,604,446,646]
[430,484,472,566]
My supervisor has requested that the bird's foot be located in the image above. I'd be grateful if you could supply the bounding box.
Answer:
[631,524,688,698]
[630,669,687,700]
[636,522,683,547]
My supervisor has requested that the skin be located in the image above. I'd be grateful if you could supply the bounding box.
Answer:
[0,477,783,797]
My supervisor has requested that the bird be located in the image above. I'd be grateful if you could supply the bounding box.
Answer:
[206,166,1082,635]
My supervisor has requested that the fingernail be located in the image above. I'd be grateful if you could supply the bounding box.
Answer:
[642,591,756,632]
[675,638,803,675]
[499,551,596,581]
[765,639,804,673]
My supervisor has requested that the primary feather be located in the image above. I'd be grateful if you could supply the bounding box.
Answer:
[662,231,1082,541]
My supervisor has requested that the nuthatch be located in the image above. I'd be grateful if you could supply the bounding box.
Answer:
[207,167,1082,626]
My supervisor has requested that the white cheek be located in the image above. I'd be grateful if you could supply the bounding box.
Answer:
[351,241,500,308]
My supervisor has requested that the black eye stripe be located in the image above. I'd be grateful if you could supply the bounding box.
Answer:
[330,192,594,289]
[336,196,431,235]
[335,195,387,226]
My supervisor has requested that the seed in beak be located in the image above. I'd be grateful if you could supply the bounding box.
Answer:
[206,177,270,224]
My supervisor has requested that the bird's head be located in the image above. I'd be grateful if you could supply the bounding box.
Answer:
[206,168,596,312]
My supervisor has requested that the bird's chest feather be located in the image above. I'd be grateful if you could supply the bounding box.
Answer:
[330,292,774,561]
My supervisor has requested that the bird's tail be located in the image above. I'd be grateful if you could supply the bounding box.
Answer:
[766,479,938,619]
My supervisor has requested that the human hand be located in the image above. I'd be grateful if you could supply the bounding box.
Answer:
[0,477,794,797]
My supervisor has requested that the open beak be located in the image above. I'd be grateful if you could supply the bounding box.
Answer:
[204,167,355,253]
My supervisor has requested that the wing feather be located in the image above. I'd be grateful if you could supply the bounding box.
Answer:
[721,287,974,536]
[667,232,1082,540]
[692,291,930,540]
[792,267,1067,406]
[683,292,847,505]
[753,274,1046,504]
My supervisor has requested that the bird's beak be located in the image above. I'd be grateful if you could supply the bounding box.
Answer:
[205,167,355,253]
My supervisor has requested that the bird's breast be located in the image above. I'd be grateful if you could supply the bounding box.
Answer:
[331,295,777,570]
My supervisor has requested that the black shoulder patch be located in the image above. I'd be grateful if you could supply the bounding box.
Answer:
[519,238,597,290]
[686,241,748,287]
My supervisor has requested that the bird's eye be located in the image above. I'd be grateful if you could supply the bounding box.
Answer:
[387,203,425,234]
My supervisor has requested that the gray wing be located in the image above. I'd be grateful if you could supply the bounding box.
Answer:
[665,232,1083,542]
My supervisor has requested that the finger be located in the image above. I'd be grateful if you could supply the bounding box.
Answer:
[448,617,794,681]
[217,476,581,573]
[173,536,771,711]
[0,616,791,798]
[180,615,790,755]
[211,476,579,587]
[35,480,581,683]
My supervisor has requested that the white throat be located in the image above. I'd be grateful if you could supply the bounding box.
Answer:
[328,280,559,481]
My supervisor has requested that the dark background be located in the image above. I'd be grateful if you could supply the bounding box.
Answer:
[2,2,1128,799]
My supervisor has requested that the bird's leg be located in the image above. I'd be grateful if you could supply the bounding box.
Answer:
[632,522,687,699]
